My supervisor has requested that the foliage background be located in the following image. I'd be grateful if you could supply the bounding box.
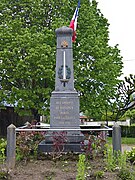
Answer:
[0,0,123,119]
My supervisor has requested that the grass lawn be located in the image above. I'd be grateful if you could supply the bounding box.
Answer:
[107,137,135,145]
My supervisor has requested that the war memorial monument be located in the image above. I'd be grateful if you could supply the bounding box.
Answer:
[38,26,84,153]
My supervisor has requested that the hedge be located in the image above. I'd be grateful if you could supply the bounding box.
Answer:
[121,126,135,137]
[108,126,135,138]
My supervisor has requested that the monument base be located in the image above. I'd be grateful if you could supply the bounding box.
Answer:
[38,141,83,153]
[38,131,84,153]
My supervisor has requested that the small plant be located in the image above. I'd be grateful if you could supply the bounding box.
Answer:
[104,146,128,171]
[94,170,104,179]
[0,171,8,179]
[104,145,116,171]
[51,131,67,159]
[0,165,10,180]
[81,132,106,159]
[16,131,45,161]
[76,154,86,180]
[43,171,56,180]
[0,138,7,163]
[116,150,127,170]
[126,147,135,164]
[118,169,135,180]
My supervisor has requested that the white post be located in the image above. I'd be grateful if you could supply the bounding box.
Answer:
[63,51,66,79]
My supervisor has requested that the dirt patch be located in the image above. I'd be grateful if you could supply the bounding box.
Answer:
[7,156,120,180]
[10,159,77,180]
[1,145,135,180]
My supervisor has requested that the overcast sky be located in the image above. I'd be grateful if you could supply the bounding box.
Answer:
[97,0,135,79]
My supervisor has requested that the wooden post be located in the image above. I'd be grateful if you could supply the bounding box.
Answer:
[6,124,16,169]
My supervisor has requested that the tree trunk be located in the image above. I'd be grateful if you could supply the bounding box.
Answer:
[31,109,40,122]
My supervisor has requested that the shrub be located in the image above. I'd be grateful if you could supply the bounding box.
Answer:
[50,131,68,160]
[94,170,104,179]
[52,131,67,153]
[0,138,7,163]
[16,131,45,161]
[121,126,135,137]
[118,169,135,180]
[126,147,135,163]
[104,145,116,171]
[81,132,106,159]
[104,146,127,171]
[0,171,9,179]
[76,154,86,180]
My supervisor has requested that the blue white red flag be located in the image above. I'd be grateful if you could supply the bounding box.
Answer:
[69,0,80,42]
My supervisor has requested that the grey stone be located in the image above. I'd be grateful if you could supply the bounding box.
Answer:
[50,91,80,128]
[45,131,84,143]
[38,26,84,153]
[6,124,16,169]
[55,27,74,91]
[112,123,121,152]
[38,141,83,153]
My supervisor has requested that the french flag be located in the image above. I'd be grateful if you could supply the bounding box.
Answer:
[69,0,80,42]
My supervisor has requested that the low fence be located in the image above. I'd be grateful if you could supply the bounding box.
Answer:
[6,123,121,169]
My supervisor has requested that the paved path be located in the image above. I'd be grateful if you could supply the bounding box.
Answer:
[122,144,135,152]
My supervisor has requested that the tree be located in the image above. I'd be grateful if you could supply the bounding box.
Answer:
[111,74,135,121]
[74,0,123,119]
[0,0,123,120]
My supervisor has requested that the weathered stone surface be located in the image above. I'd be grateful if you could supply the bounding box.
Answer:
[55,27,74,91]
[38,27,84,153]
[7,124,16,169]
[38,141,83,153]
[50,91,80,128]
[45,131,84,143]
[112,123,121,152]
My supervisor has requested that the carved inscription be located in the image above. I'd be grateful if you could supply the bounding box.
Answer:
[55,101,73,105]
[53,100,76,121]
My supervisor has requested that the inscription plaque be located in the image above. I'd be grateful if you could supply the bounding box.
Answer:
[50,92,80,128]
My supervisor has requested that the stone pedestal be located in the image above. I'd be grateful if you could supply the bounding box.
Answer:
[38,141,83,153]
[38,90,84,153]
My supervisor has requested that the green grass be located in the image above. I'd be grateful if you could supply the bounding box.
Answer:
[107,137,135,145]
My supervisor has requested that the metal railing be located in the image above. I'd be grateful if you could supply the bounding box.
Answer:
[6,122,122,170]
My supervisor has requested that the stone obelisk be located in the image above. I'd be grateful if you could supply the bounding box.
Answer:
[50,27,80,129]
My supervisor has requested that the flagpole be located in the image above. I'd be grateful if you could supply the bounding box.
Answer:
[69,0,80,42]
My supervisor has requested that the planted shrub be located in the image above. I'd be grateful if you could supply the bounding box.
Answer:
[121,126,135,137]
[94,170,104,179]
[118,169,135,180]
[104,145,116,171]
[16,131,45,161]
[126,147,135,163]
[118,151,127,170]
[104,145,127,171]
[76,154,86,180]
[81,132,106,159]
[0,171,9,179]
[51,131,68,159]
[0,138,7,163]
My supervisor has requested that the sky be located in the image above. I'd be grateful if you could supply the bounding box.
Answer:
[97,0,135,79]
